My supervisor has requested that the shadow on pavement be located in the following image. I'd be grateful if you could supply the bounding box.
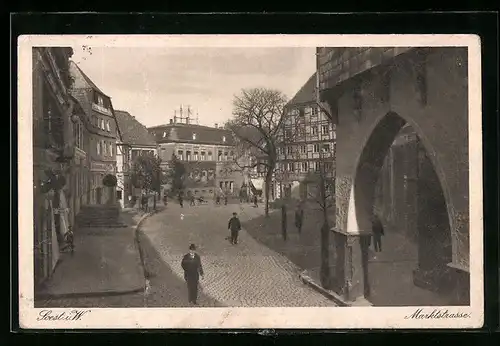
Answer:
[241,207,328,274]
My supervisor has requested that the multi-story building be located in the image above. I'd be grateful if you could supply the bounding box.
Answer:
[32,46,76,288]
[149,116,244,199]
[114,110,157,207]
[275,72,336,201]
[69,61,119,206]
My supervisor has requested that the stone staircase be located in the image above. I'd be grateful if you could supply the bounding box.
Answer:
[75,204,127,228]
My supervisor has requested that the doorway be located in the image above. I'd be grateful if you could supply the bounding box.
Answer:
[354,112,453,306]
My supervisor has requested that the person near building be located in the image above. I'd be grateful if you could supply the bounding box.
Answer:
[181,244,204,305]
[224,194,228,206]
[190,194,196,206]
[227,212,242,245]
[294,203,304,234]
[253,195,258,208]
[372,212,385,252]
[178,192,184,208]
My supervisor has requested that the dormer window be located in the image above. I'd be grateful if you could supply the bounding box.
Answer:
[192,133,197,140]
[163,131,167,138]
[222,136,226,143]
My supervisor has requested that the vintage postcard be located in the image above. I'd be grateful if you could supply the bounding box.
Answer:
[18,34,483,329]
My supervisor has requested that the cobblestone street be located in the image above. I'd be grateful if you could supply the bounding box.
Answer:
[139,202,336,307]
[40,202,336,308]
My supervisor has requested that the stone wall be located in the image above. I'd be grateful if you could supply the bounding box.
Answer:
[320,47,469,270]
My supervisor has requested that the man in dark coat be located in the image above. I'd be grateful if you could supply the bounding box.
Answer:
[178,192,184,208]
[228,212,242,245]
[372,213,385,252]
[294,203,304,234]
[181,244,204,305]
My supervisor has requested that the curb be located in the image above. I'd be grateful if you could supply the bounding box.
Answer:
[299,271,350,307]
[134,209,163,281]
[35,287,144,300]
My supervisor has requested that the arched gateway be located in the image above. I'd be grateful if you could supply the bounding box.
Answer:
[317,47,470,306]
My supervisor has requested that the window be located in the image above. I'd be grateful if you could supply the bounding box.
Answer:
[313,144,320,153]
[301,145,307,154]
[285,129,292,139]
[324,162,333,172]
[193,151,199,161]
[218,150,223,161]
[322,124,329,135]
[287,162,294,172]
[208,151,213,161]
[178,150,183,160]
[315,161,321,172]
[312,126,318,135]
[312,107,319,116]
[224,152,228,161]
[201,151,206,161]
[192,133,197,140]
[104,142,108,156]
[110,143,114,156]
[186,151,191,161]
[230,151,234,159]
[101,119,105,130]
[287,146,293,155]
[106,120,111,132]
[97,140,101,155]
[117,190,122,200]
[301,162,308,172]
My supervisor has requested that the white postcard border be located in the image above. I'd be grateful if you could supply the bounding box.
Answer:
[17,34,483,329]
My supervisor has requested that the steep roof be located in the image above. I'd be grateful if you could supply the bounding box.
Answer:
[149,123,235,146]
[69,61,109,97]
[287,72,317,107]
[115,110,157,146]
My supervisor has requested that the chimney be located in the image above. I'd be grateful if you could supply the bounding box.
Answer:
[214,123,218,129]
[173,116,177,124]
[169,119,173,124]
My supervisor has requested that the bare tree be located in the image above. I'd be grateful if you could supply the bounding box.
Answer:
[228,88,288,217]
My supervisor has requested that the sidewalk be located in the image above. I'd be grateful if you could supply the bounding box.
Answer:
[35,205,160,302]
[240,202,453,306]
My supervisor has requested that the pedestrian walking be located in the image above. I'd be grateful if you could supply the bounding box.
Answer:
[224,195,228,206]
[178,193,184,208]
[294,203,304,234]
[372,213,384,253]
[163,193,168,206]
[141,194,149,213]
[228,212,242,245]
[190,195,196,206]
[253,195,258,208]
[181,244,204,305]
[215,195,220,205]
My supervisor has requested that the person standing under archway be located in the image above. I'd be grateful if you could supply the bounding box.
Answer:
[372,213,385,253]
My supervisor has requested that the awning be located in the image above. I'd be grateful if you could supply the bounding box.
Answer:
[250,178,264,190]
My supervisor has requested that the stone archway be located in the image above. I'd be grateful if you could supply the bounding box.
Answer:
[351,111,454,305]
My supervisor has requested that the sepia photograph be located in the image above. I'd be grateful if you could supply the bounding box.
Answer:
[18,34,483,329]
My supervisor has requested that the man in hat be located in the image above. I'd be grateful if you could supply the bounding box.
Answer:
[181,244,204,305]
[228,212,242,245]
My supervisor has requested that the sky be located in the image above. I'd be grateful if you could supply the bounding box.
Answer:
[70,46,316,128]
